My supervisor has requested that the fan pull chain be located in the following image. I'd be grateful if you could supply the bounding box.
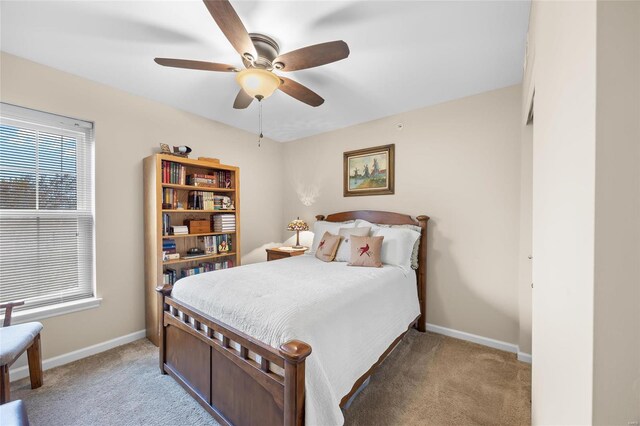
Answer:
[258,100,263,148]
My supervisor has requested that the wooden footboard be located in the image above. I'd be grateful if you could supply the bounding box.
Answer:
[156,285,311,426]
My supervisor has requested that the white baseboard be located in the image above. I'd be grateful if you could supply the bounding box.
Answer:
[517,351,533,363]
[10,329,146,382]
[10,323,532,383]
[426,323,532,364]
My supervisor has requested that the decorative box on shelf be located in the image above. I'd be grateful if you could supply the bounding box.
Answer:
[184,219,210,234]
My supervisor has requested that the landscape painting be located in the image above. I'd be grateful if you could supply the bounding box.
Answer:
[343,144,395,197]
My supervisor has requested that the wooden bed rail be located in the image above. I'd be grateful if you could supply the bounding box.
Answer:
[156,284,311,426]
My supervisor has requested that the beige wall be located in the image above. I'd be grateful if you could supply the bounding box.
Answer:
[528,1,598,423]
[593,1,640,423]
[0,52,284,360]
[282,85,525,347]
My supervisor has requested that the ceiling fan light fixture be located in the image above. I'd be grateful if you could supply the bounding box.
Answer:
[235,68,281,100]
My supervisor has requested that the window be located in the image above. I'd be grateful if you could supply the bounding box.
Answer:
[0,103,95,316]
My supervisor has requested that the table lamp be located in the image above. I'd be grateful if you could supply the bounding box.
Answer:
[287,217,309,249]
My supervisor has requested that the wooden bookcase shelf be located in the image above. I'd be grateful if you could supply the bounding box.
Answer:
[144,154,240,346]
[161,209,236,213]
[161,183,236,192]
[162,252,236,266]
[162,231,235,239]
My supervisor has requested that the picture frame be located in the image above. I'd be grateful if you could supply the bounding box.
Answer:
[343,144,395,197]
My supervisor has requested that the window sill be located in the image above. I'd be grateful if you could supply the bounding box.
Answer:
[3,297,102,325]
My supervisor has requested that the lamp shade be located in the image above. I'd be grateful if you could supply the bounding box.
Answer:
[287,217,309,232]
[235,68,281,100]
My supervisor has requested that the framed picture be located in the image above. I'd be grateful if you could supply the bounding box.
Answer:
[343,144,395,197]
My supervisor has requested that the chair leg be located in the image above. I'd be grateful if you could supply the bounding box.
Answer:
[0,364,9,403]
[27,334,43,389]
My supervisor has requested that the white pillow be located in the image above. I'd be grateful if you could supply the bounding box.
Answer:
[354,219,381,233]
[309,221,355,254]
[372,227,421,272]
[335,227,371,262]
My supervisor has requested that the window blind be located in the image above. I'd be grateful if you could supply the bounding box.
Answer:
[0,103,95,312]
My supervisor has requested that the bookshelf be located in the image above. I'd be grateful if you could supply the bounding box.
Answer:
[143,154,240,345]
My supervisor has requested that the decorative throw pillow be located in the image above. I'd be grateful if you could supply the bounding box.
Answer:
[335,227,371,262]
[314,232,342,262]
[309,221,355,255]
[348,235,384,267]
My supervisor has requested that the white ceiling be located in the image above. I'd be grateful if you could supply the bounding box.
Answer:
[0,1,530,142]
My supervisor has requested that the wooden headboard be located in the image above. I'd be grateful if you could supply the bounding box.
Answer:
[315,210,430,332]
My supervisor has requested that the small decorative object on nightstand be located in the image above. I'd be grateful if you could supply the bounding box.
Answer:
[266,247,308,262]
[286,217,309,249]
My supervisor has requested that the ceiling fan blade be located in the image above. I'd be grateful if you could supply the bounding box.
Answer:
[274,41,349,72]
[233,89,253,109]
[278,77,324,107]
[154,58,238,72]
[203,0,257,61]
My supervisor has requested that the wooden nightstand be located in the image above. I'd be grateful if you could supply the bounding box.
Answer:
[266,247,308,261]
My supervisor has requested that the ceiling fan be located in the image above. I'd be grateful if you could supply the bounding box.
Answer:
[154,0,350,109]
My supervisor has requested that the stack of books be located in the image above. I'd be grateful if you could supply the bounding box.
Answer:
[171,225,188,235]
[162,239,179,261]
[162,161,186,185]
[213,214,236,232]
[187,173,217,188]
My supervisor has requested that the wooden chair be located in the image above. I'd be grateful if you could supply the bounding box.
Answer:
[0,301,43,404]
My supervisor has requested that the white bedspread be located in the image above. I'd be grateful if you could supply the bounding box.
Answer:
[171,255,420,426]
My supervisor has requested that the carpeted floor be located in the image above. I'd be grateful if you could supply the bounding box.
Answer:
[13,331,530,426]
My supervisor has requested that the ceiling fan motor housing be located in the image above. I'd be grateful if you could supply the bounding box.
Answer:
[244,33,280,70]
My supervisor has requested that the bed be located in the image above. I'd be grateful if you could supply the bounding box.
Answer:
[155,210,429,426]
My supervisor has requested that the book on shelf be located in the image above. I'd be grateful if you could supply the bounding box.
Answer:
[217,170,233,189]
[200,234,232,254]
[163,268,178,285]
[162,213,171,236]
[162,160,186,185]
[187,171,233,189]
[162,238,176,252]
[180,259,234,278]
[187,173,217,188]
[212,214,236,232]
[162,188,178,209]
[171,225,189,235]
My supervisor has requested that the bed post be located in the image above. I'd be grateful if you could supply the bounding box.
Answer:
[155,284,172,374]
[416,215,430,332]
[279,340,312,426]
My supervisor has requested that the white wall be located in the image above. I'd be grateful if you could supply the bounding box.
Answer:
[529,1,598,424]
[0,52,284,361]
[282,85,525,347]
[528,0,640,424]
[517,123,532,355]
[593,1,640,423]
